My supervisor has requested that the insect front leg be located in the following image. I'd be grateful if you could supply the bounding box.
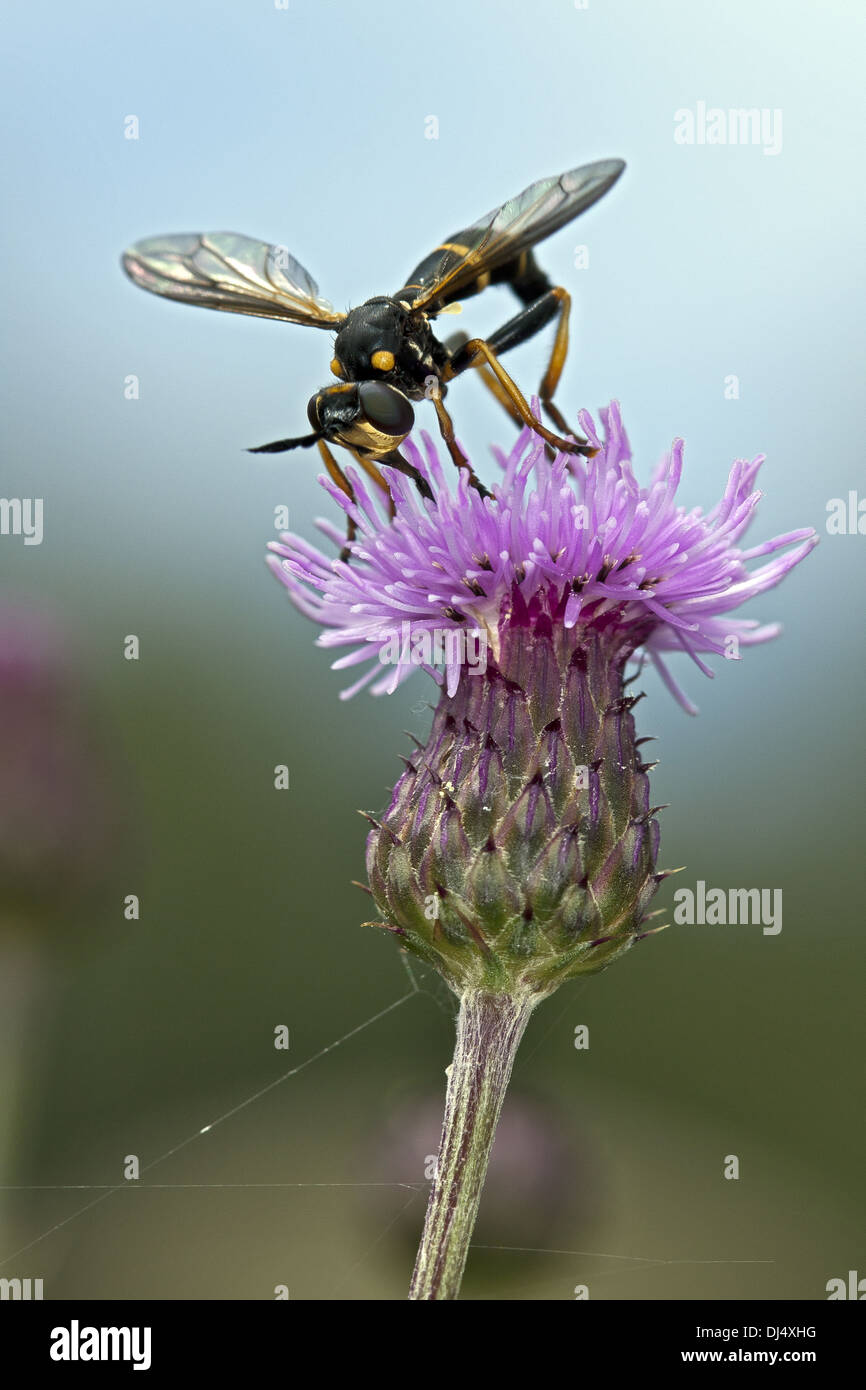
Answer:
[368,448,435,506]
[421,381,491,498]
[316,440,358,560]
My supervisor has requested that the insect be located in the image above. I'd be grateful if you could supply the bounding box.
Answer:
[122,158,624,546]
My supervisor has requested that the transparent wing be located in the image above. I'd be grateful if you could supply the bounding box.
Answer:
[402,159,625,312]
[121,232,344,327]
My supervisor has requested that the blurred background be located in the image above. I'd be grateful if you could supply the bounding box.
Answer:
[0,0,863,1300]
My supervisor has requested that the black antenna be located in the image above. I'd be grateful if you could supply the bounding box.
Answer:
[247,431,321,454]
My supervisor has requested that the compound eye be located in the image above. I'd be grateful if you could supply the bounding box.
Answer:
[358,381,414,438]
[370,349,395,373]
[330,356,345,379]
[307,393,324,430]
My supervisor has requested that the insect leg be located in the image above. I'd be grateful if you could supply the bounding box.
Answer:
[343,446,395,514]
[444,337,595,457]
[483,288,587,444]
[443,329,524,429]
[474,364,526,428]
[316,439,358,560]
[534,287,574,439]
[427,393,491,497]
[341,447,396,520]
[373,449,437,504]
[467,248,586,443]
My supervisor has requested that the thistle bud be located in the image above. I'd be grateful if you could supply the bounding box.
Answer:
[366,621,663,999]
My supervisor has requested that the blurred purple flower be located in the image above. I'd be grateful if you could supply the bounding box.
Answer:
[369,1093,601,1257]
[0,604,118,918]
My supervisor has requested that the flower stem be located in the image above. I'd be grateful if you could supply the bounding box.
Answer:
[408,988,535,1300]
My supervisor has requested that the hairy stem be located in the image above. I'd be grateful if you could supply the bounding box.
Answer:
[408,989,535,1300]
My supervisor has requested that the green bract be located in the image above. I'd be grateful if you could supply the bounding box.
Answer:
[366,624,667,999]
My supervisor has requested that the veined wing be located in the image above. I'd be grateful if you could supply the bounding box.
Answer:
[121,232,344,327]
[400,159,625,312]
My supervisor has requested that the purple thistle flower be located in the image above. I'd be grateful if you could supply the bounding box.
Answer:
[267,401,816,713]
[266,397,817,1304]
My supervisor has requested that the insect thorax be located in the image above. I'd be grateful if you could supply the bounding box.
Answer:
[333,297,437,398]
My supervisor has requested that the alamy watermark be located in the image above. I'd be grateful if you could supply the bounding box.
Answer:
[826,491,865,535]
[674,102,782,156]
[673,880,782,935]
[0,497,43,545]
[378,621,488,676]
[50,1321,151,1370]
[1,1277,43,1299]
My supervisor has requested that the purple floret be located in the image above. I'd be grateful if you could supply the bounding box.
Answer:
[267,401,817,712]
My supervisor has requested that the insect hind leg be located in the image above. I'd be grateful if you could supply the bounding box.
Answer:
[535,286,576,441]
[491,253,588,447]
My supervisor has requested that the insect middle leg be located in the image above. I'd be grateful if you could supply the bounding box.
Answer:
[422,390,490,497]
[443,329,524,430]
[443,335,593,457]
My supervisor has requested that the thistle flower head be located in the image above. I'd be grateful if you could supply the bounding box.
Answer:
[267,401,817,713]
[267,403,816,998]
